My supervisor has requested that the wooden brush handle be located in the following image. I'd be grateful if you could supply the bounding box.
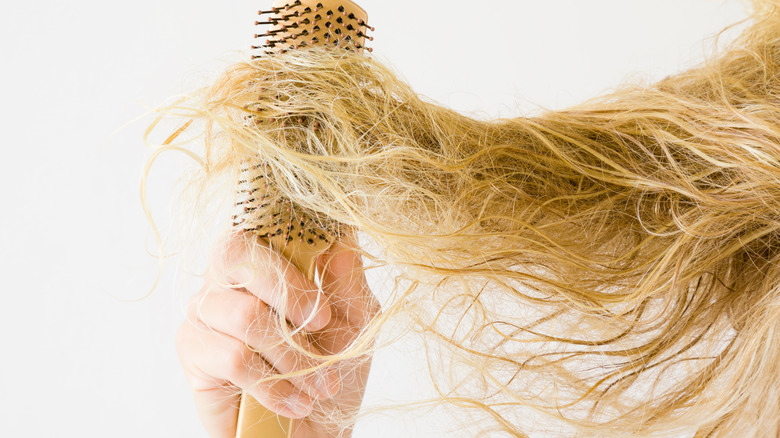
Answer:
[236,392,292,438]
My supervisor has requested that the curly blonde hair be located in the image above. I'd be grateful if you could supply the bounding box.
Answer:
[147,1,780,436]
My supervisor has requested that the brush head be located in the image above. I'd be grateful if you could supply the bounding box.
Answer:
[252,0,374,57]
[235,0,373,276]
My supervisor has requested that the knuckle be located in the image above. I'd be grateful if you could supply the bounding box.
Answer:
[213,233,246,268]
[234,301,261,333]
[186,286,209,319]
[224,347,250,380]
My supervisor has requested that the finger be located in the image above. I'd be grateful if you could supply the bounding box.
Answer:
[190,384,240,438]
[313,312,361,355]
[176,318,315,420]
[318,234,380,327]
[307,313,376,436]
[176,323,241,438]
[213,233,331,332]
[194,286,341,399]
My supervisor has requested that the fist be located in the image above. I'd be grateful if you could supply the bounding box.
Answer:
[175,232,379,437]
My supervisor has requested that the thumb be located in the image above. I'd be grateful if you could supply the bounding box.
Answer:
[317,232,380,328]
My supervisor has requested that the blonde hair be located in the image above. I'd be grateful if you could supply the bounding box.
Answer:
[147,1,780,436]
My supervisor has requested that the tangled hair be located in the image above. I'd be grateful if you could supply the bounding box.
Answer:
[149,1,780,436]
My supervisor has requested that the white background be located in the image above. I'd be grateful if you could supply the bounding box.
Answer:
[0,1,750,436]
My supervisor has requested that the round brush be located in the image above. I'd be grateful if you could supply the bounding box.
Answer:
[234,1,374,436]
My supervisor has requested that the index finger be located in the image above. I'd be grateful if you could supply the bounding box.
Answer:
[212,233,332,332]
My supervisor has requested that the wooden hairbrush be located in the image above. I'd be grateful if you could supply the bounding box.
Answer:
[233,1,373,437]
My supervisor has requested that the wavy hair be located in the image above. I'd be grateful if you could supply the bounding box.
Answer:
[147,1,780,436]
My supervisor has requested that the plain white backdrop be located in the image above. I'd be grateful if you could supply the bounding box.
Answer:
[0,1,750,436]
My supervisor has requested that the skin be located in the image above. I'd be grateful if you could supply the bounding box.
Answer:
[175,232,380,437]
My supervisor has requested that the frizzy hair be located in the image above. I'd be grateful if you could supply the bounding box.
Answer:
[148,1,780,436]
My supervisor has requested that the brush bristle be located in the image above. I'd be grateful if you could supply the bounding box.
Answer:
[232,161,338,251]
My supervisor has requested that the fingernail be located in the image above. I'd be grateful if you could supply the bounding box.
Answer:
[316,369,340,398]
[287,393,312,417]
[305,302,330,331]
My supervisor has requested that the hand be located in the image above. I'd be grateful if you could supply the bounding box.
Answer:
[175,232,380,438]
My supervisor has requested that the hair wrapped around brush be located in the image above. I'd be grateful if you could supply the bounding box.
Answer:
[153,1,780,436]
